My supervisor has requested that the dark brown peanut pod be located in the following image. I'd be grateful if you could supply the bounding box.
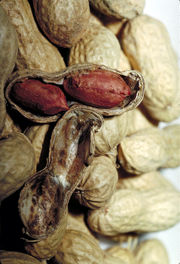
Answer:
[5,64,145,123]
[18,106,103,259]
[0,6,18,134]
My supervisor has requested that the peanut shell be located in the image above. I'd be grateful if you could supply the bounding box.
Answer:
[5,64,144,123]
[0,132,36,201]
[121,15,179,121]
[0,250,43,264]
[0,5,18,133]
[89,0,145,20]
[0,0,66,72]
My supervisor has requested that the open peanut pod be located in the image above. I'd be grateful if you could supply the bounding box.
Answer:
[5,64,145,123]
[18,105,103,259]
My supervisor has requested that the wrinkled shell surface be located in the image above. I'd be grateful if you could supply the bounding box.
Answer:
[25,124,50,168]
[118,127,168,174]
[75,155,118,209]
[68,23,129,71]
[87,188,180,236]
[163,124,180,168]
[53,229,104,264]
[0,132,35,201]
[126,107,158,136]
[106,246,136,264]
[33,0,90,48]
[134,239,169,264]
[94,113,128,154]
[0,5,18,133]
[0,250,42,264]
[121,15,179,121]
[117,170,176,191]
[0,0,66,72]
[0,113,21,139]
[90,0,145,19]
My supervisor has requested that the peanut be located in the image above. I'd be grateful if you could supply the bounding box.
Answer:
[0,6,18,134]
[87,187,180,236]
[74,155,118,209]
[0,113,21,139]
[0,0,66,72]
[117,170,176,191]
[0,132,36,201]
[134,239,169,264]
[118,125,180,174]
[89,0,145,20]
[33,0,90,48]
[94,113,128,154]
[63,69,131,108]
[106,246,136,264]
[120,15,179,122]
[11,79,69,115]
[0,250,44,264]
[68,23,131,71]
[24,124,51,169]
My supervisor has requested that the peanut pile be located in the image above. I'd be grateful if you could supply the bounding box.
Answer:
[0,0,179,263]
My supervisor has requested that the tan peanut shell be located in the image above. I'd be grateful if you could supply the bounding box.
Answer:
[117,170,176,191]
[89,0,145,20]
[162,124,180,168]
[0,113,21,139]
[24,124,50,168]
[74,155,118,209]
[0,0,66,72]
[106,246,136,264]
[121,15,179,122]
[134,239,169,264]
[94,113,128,154]
[0,132,36,201]
[118,125,180,174]
[126,107,158,136]
[104,253,127,264]
[33,0,90,48]
[87,188,180,236]
[68,23,131,71]
[0,250,43,264]
[53,229,104,264]
[5,64,144,123]
[0,5,18,134]
[118,127,168,174]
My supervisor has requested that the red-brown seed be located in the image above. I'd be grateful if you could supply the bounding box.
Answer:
[63,69,131,108]
[11,79,69,115]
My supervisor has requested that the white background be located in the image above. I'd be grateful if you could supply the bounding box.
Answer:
[99,1,180,263]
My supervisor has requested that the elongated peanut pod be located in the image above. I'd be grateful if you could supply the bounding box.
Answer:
[134,239,169,264]
[18,106,103,259]
[0,6,18,133]
[121,15,179,122]
[87,188,180,236]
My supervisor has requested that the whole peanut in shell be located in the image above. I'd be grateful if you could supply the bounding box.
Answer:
[33,0,90,48]
[74,155,118,209]
[53,229,104,264]
[117,170,176,191]
[118,125,180,174]
[68,23,130,71]
[94,113,128,154]
[0,250,44,264]
[120,15,179,122]
[0,132,35,201]
[0,6,18,134]
[118,127,167,174]
[0,0,66,72]
[89,0,145,20]
[134,239,169,264]
[87,188,180,236]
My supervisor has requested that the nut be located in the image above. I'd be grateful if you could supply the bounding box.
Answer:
[0,0,66,72]
[11,79,69,115]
